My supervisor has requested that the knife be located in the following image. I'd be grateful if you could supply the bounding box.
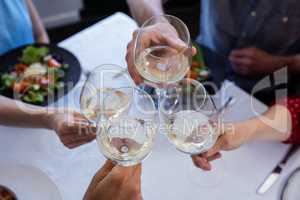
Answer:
[257,145,299,195]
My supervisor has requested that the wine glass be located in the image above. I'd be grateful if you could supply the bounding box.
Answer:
[96,86,158,166]
[80,64,135,124]
[134,15,192,105]
[160,78,225,186]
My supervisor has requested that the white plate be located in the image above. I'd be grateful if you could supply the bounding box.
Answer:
[0,163,62,200]
[282,168,300,200]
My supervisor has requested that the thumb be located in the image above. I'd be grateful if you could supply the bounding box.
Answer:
[89,160,116,187]
[206,137,224,157]
[84,160,116,199]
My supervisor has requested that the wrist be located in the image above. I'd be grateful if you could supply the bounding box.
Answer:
[276,55,295,69]
[233,120,257,143]
[41,108,57,130]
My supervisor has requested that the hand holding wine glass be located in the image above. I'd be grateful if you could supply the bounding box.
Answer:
[160,78,227,186]
[191,122,254,171]
[84,160,143,200]
[126,15,196,86]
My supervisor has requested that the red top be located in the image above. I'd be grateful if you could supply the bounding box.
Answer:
[280,97,300,144]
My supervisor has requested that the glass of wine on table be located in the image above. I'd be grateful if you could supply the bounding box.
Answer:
[160,79,226,186]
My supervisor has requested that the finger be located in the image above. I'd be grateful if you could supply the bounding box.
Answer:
[205,139,223,158]
[132,29,140,39]
[126,46,144,85]
[192,155,211,171]
[94,160,116,181]
[192,46,197,56]
[127,40,135,51]
[128,164,142,197]
[131,164,142,179]
[85,160,116,195]
[67,136,95,149]
[163,36,189,53]
[192,152,222,171]
[207,152,222,162]
[230,48,256,58]
[229,56,253,66]
[183,47,196,57]
[66,120,97,136]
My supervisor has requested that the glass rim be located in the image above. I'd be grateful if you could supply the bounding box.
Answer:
[104,86,157,113]
[141,14,191,46]
[159,78,208,114]
[79,63,132,108]
[84,63,127,81]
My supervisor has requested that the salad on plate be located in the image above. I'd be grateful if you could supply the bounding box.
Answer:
[0,46,68,104]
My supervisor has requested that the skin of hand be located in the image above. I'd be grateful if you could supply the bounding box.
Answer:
[46,110,96,149]
[83,161,143,200]
[191,123,249,171]
[26,0,50,43]
[290,54,300,72]
[191,105,292,171]
[229,47,284,76]
[126,0,165,26]
[126,22,196,85]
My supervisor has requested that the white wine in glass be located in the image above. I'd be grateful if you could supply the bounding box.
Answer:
[135,45,190,85]
[81,88,131,122]
[134,15,192,88]
[80,64,134,124]
[161,79,219,155]
[97,87,158,166]
[167,110,215,155]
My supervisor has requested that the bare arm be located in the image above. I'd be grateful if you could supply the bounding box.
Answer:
[237,104,292,142]
[126,0,167,25]
[276,54,300,73]
[0,95,97,148]
[0,95,51,129]
[26,0,50,43]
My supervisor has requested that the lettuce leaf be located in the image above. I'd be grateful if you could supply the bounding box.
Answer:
[20,46,49,64]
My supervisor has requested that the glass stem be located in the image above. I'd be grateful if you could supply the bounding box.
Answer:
[156,87,165,124]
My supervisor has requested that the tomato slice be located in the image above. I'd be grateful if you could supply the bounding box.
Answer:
[47,58,61,68]
[13,81,30,93]
[186,70,198,80]
[15,64,28,74]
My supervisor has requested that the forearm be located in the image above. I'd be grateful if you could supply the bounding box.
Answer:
[0,96,53,129]
[275,54,300,73]
[127,0,165,25]
[26,0,50,43]
[236,105,292,142]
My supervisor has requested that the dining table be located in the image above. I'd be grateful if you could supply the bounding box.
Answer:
[0,12,300,200]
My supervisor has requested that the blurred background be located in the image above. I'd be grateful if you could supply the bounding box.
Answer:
[33,0,200,43]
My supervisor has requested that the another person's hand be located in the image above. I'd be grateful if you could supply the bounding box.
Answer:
[126,22,195,85]
[229,47,281,76]
[48,110,96,149]
[191,123,250,171]
[84,160,143,200]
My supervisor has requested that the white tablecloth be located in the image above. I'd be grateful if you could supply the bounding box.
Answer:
[0,12,299,200]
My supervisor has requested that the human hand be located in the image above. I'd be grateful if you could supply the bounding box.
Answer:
[229,47,281,76]
[126,22,196,85]
[84,161,143,200]
[48,110,96,149]
[191,123,250,171]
